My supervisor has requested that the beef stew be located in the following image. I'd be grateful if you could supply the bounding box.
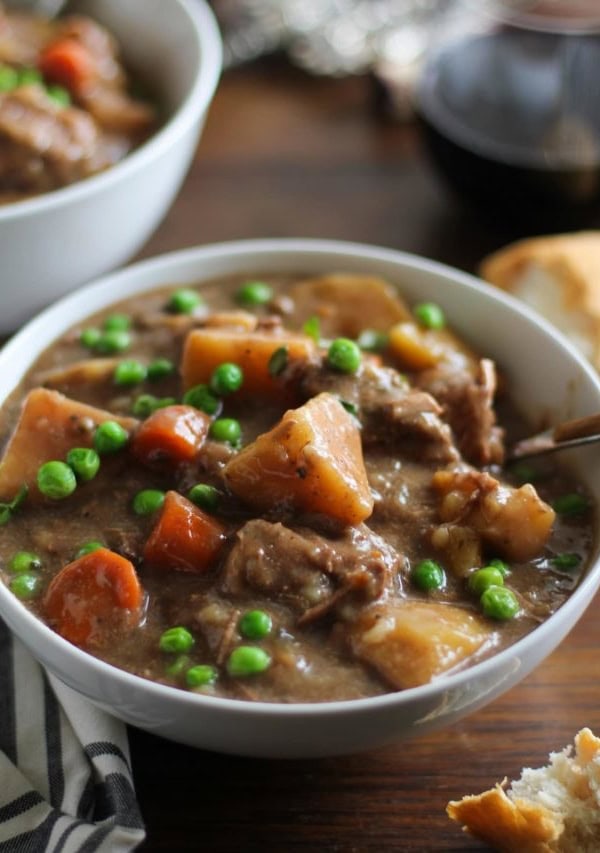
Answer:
[0,2,156,202]
[0,273,594,703]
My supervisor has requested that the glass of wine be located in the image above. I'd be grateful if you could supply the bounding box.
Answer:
[416,0,600,231]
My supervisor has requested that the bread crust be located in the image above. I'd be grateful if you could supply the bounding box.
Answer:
[447,783,562,852]
[480,231,600,368]
[447,728,600,853]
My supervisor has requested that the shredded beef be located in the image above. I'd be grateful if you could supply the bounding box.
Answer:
[416,358,505,465]
[294,359,459,463]
[221,518,404,623]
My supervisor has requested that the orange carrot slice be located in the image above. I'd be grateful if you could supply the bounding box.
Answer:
[38,38,96,93]
[43,548,143,647]
[131,405,210,467]
[143,490,227,573]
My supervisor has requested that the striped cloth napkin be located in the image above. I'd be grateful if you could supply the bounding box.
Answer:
[0,618,145,853]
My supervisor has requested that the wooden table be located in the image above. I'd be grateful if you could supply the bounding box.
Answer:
[130,58,600,852]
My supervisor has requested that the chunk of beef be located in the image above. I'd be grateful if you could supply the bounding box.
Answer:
[295,359,459,464]
[221,519,404,623]
[0,85,116,195]
[0,9,55,66]
[416,358,505,466]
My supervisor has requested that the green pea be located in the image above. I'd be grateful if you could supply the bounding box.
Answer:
[210,362,244,396]
[226,645,271,677]
[210,418,241,447]
[0,65,19,91]
[159,626,195,654]
[114,360,147,386]
[268,346,288,377]
[553,493,590,516]
[551,553,581,570]
[165,654,191,677]
[468,567,504,597]
[239,610,272,640]
[94,329,131,354]
[188,484,220,512]
[168,288,202,314]
[10,573,41,600]
[103,313,131,331]
[236,281,273,306]
[147,358,175,381]
[327,338,362,374]
[80,327,101,349]
[131,394,175,417]
[182,384,221,416]
[411,559,446,591]
[46,84,71,106]
[76,540,104,558]
[413,302,445,330]
[357,329,389,352]
[18,67,42,86]
[133,489,165,516]
[93,421,129,454]
[487,558,511,577]
[8,551,41,574]
[37,461,77,500]
[302,316,320,342]
[66,447,100,482]
[186,665,218,689]
[481,586,520,620]
[132,394,159,417]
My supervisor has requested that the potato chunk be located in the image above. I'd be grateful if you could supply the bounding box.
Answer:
[389,320,478,372]
[181,327,316,398]
[432,468,555,563]
[224,392,374,525]
[347,600,492,689]
[289,273,411,338]
[0,387,137,503]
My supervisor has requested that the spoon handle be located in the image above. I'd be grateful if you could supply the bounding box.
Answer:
[553,412,600,442]
[508,411,600,461]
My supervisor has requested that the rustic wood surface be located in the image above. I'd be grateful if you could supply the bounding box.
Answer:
[130,58,600,852]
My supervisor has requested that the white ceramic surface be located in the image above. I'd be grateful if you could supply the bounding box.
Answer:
[1,238,600,758]
[0,0,221,334]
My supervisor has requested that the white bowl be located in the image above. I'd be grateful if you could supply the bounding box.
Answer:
[1,238,600,758]
[0,0,221,334]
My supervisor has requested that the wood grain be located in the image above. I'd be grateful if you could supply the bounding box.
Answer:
[130,57,600,852]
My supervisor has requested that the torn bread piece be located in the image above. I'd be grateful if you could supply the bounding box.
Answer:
[480,231,600,369]
[447,728,600,852]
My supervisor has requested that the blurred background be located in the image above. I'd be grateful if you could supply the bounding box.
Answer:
[151,0,600,277]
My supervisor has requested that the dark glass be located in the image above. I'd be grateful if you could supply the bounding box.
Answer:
[417,12,600,231]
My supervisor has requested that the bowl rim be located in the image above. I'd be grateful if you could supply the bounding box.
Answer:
[0,0,222,223]
[1,236,600,719]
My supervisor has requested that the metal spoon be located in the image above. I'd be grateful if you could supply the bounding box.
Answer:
[508,412,600,461]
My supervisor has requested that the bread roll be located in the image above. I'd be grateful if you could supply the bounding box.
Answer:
[447,728,600,852]
[480,232,600,369]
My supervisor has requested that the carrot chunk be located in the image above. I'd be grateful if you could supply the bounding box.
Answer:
[38,38,96,93]
[0,388,137,504]
[131,405,210,467]
[181,328,316,398]
[43,548,143,648]
[143,491,227,573]
[224,392,374,526]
